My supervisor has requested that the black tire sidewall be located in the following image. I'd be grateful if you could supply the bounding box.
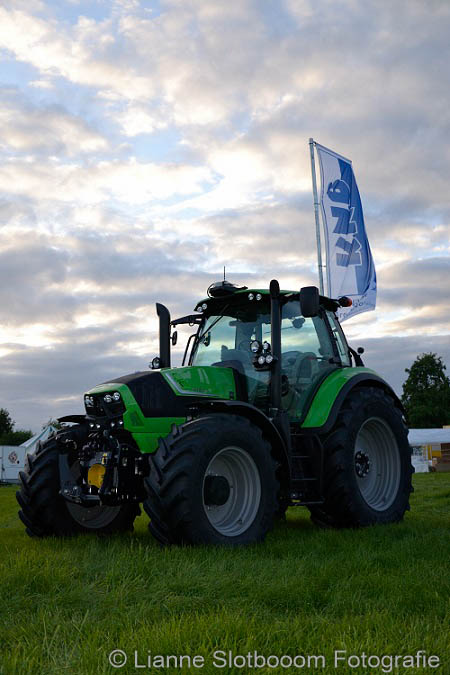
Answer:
[18,434,139,536]
[329,391,411,525]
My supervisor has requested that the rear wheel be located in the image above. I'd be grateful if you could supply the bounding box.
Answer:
[144,414,279,546]
[16,434,140,537]
[309,387,414,528]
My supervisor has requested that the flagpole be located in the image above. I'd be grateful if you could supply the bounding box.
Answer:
[309,138,325,295]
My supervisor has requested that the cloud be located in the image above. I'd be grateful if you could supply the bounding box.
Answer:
[0,87,108,155]
[0,0,449,431]
[0,157,213,204]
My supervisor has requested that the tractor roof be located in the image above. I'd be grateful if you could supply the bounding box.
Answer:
[194,282,339,314]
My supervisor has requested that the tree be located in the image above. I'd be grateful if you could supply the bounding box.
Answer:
[401,353,450,428]
[0,407,33,446]
[42,418,64,430]
[0,429,34,446]
[0,408,14,436]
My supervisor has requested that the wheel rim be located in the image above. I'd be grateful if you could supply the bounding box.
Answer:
[203,446,261,536]
[354,417,401,511]
[65,501,121,529]
[65,461,121,529]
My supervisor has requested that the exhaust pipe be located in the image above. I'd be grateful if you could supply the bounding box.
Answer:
[269,279,281,411]
[156,303,171,368]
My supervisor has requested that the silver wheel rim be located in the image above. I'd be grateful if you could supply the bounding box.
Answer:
[65,461,121,529]
[203,446,261,536]
[354,417,401,511]
[66,501,121,529]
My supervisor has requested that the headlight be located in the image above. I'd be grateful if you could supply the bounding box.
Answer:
[113,392,121,401]
[248,293,254,300]
[256,293,262,301]
[104,394,112,403]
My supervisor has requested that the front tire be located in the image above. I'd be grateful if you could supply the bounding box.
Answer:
[16,435,140,537]
[309,387,414,528]
[144,414,279,546]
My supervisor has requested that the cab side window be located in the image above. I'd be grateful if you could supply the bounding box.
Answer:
[280,301,337,419]
[326,311,351,366]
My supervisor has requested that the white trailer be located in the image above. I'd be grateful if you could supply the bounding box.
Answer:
[0,445,27,483]
[0,425,57,483]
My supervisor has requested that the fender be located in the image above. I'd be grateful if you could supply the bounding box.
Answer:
[300,368,405,434]
[197,399,291,482]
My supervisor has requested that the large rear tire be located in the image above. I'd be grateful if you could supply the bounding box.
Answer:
[144,414,279,546]
[309,387,414,528]
[16,434,140,537]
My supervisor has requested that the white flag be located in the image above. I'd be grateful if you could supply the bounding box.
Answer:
[316,142,376,321]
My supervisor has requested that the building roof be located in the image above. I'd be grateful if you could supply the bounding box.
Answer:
[408,429,450,445]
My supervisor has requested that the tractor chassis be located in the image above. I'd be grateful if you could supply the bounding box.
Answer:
[58,431,148,508]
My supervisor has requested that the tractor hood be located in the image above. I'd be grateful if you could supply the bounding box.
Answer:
[90,366,237,409]
[85,366,239,453]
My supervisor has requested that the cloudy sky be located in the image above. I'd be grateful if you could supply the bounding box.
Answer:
[1,0,449,432]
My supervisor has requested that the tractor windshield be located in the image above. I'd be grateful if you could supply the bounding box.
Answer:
[192,309,272,409]
[191,298,339,419]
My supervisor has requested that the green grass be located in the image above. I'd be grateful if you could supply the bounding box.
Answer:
[1,474,449,674]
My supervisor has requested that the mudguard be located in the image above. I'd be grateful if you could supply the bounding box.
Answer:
[197,399,291,481]
[300,367,405,434]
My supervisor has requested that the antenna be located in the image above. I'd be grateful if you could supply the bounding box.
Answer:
[223,266,226,281]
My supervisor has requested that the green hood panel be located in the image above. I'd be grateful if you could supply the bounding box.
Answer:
[162,366,236,399]
[301,367,380,428]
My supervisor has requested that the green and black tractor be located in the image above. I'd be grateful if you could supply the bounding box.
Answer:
[17,280,413,545]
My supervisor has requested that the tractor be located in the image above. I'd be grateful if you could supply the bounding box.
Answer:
[17,280,413,545]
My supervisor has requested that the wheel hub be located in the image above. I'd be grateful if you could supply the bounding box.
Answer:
[355,450,371,478]
[202,445,261,536]
[204,474,231,506]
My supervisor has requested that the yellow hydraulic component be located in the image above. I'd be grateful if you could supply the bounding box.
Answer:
[87,463,106,489]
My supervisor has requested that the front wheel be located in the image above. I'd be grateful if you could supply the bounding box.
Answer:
[144,414,279,546]
[309,387,414,528]
[16,435,140,537]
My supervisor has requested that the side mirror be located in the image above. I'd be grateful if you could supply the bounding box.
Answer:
[300,286,319,317]
[171,330,178,346]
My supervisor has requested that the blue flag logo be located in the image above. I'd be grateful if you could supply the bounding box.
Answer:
[316,143,376,321]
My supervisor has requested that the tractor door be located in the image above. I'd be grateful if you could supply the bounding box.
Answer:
[279,300,339,420]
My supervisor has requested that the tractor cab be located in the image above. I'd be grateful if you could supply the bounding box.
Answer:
[164,281,354,423]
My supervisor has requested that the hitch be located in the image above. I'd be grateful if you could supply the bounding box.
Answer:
[58,431,148,507]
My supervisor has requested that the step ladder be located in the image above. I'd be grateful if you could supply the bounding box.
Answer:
[288,440,325,506]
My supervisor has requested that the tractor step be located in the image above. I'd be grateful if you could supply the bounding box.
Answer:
[288,441,324,504]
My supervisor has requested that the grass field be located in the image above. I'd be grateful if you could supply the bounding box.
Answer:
[1,473,449,675]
